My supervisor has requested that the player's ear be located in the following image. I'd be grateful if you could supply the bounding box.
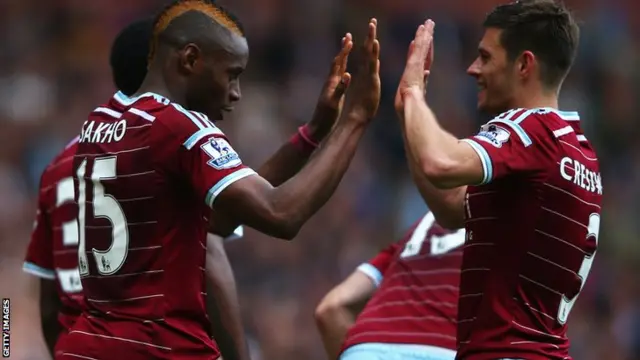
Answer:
[179,43,202,75]
[517,50,535,79]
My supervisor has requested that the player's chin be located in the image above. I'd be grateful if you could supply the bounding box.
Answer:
[476,97,488,113]
[217,107,234,121]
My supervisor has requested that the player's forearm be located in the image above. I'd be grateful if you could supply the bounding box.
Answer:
[209,115,333,237]
[315,307,355,360]
[205,236,250,360]
[256,143,312,188]
[402,88,467,189]
[208,142,312,238]
[258,104,338,186]
[400,122,466,229]
[269,113,366,238]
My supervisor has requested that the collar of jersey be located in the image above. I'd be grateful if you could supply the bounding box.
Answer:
[113,91,163,107]
[497,107,581,122]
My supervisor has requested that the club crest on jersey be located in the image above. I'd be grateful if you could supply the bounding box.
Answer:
[201,138,242,170]
[475,124,510,148]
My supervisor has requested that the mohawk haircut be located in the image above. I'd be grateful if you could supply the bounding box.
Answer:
[484,0,579,89]
[149,0,245,62]
[110,19,154,96]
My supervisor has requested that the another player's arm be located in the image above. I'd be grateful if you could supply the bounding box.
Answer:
[314,242,395,359]
[22,202,60,357]
[204,234,249,360]
[314,272,376,359]
[40,280,62,356]
[213,20,380,239]
[396,22,482,228]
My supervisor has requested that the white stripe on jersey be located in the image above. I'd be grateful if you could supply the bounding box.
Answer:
[543,182,601,209]
[75,146,149,157]
[94,107,123,118]
[361,300,457,316]
[172,103,211,129]
[128,108,155,122]
[183,127,224,150]
[552,125,574,138]
[191,111,216,127]
[86,294,164,303]
[558,140,597,161]
[60,352,100,360]
[205,168,257,208]
[357,315,454,325]
[512,109,535,124]
[68,330,172,351]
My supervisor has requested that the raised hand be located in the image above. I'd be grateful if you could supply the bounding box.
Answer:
[395,20,435,115]
[308,34,354,138]
[344,18,381,123]
[318,34,353,113]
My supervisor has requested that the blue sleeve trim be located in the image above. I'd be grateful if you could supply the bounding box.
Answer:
[357,263,383,287]
[23,262,56,280]
[205,168,257,208]
[461,139,493,185]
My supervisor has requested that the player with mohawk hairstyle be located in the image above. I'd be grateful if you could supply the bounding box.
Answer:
[56,0,381,359]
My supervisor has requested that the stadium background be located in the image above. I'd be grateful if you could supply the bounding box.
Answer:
[0,0,638,359]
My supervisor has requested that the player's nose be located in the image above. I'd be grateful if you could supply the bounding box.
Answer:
[467,58,481,78]
[229,83,241,103]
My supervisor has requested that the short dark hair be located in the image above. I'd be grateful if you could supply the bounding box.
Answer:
[149,0,245,62]
[109,19,154,96]
[483,0,579,88]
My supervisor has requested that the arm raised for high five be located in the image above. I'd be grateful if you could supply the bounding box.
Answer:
[213,19,381,239]
[256,34,354,187]
[396,21,483,228]
[208,35,353,237]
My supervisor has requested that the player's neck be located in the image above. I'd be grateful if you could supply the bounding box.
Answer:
[135,69,183,106]
[511,86,559,111]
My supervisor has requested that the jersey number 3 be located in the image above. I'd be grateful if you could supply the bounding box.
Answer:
[557,213,600,324]
[77,157,129,276]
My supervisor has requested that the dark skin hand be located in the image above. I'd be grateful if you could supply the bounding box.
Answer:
[212,19,381,240]
[208,33,354,237]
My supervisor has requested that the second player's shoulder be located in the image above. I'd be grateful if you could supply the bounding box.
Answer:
[399,212,465,257]
[40,136,80,190]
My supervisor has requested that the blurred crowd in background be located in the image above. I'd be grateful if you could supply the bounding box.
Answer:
[0,0,638,359]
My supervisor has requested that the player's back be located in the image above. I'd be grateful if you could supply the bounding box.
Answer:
[24,137,84,332]
[343,213,465,352]
[459,108,602,359]
[67,92,219,359]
